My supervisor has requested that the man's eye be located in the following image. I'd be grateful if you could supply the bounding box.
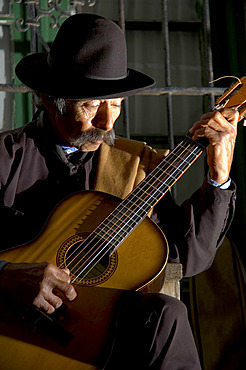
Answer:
[112,99,123,108]
[111,103,122,108]
[85,103,99,109]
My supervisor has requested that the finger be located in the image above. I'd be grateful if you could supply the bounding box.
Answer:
[53,266,72,282]
[201,109,239,127]
[206,118,228,132]
[219,108,239,126]
[54,279,77,301]
[191,126,224,142]
[39,264,77,303]
[53,268,77,301]
[33,295,57,314]
[191,119,223,133]
[203,125,226,142]
[190,109,238,134]
[189,127,206,140]
[189,119,206,135]
[190,115,237,141]
[44,292,63,310]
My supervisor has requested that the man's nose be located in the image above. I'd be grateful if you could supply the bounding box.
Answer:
[92,102,114,131]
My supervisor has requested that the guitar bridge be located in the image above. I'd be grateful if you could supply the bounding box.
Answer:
[22,305,73,347]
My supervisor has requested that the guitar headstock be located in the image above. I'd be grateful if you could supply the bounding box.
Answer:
[214,76,246,121]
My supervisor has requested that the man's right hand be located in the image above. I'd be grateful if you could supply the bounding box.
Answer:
[0,262,77,314]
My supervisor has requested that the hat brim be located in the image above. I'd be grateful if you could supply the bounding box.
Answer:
[15,53,155,100]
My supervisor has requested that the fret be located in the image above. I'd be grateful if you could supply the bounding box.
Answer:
[140,184,165,201]
[96,228,129,244]
[176,137,201,151]
[97,222,133,238]
[172,146,200,162]
[116,198,150,218]
[138,175,168,194]
[159,158,184,176]
[167,151,195,166]
[146,170,175,186]
[155,169,179,183]
[161,152,193,170]
[123,191,156,208]
[115,197,139,211]
[109,205,134,220]
[97,216,138,237]
[128,190,158,206]
[178,142,203,157]
[163,176,176,188]
[113,204,147,221]
[178,141,196,151]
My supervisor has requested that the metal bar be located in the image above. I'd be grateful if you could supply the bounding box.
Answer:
[0,84,226,96]
[119,0,126,35]
[161,0,174,150]
[26,1,36,54]
[26,1,37,114]
[139,86,225,96]
[0,19,14,26]
[118,0,130,139]
[162,0,176,199]
[203,0,215,109]
[0,84,32,93]
[35,28,50,52]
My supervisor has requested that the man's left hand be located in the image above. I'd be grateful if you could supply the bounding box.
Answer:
[189,108,238,185]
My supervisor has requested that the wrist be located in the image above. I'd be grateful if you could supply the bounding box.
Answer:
[207,172,231,189]
[208,170,230,185]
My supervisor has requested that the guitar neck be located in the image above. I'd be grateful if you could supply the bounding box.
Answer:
[96,134,207,249]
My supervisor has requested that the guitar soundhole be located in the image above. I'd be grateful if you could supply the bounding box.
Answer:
[56,233,118,286]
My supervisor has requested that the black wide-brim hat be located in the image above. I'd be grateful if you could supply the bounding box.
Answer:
[16,13,155,100]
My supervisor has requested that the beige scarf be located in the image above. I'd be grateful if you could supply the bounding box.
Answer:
[94,136,169,200]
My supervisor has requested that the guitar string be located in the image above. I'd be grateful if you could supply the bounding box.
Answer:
[64,136,205,281]
[64,136,204,281]
[62,136,205,281]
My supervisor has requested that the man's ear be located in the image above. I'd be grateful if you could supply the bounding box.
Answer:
[40,93,56,113]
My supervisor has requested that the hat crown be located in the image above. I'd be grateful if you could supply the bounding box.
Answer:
[15,13,155,99]
[47,14,127,80]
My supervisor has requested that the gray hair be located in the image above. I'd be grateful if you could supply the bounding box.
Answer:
[34,92,67,115]
[54,98,67,115]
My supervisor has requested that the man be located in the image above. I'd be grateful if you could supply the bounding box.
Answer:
[0,13,238,369]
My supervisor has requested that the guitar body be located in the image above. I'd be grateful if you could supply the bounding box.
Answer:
[0,191,168,369]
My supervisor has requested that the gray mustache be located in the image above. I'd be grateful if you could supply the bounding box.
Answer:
[69,128,115,148]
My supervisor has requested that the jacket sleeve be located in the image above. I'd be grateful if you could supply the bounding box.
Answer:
[0,128,48,208]
[0,128,49,251]
[153,179,236,277]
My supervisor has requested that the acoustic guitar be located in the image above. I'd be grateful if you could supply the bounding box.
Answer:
[0,78,246,369]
